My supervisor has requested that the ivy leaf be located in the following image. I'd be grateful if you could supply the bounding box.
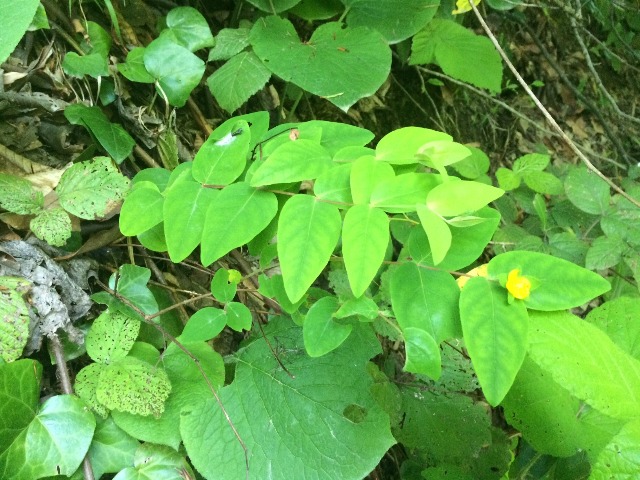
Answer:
[180,317,395,479]
[0,173,43,214]
[303,296,352,356]
[164,6,214,51]
[56,157,130,219]
[117,47,154,83]
[410,19,503,92]
[207,51,271,113]
[86,309,140,364]
[64,106,135,163]
[277,194,342,303]
[250,16,391,112]
[459,276,529,406]
[87,416,139,479]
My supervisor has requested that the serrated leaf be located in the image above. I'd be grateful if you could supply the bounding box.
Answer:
[585,235,626,270]
[207,51,271,113]
[181,317,395,479]
[495,167,521,190]
[0,173,43,214]
[86,309,140,364]
[564,166,611,215]
[303,296,352,356]
[209,28,250,61]
[119,181,165,236]
[144,36,205,107]
[488,251,611,310]
[460,276,529,406]
[512,153,550,174]
[342,205,389,297]
[57,157,130,219]
[277,195,342,303]
[586,297,640,359]
[29,207,71,247]
[528,310,640,420]
[403,327,441,379]
[201,182,278,265]
[0,278,30,363]
[410,19,502,92]
[250,16,391,112]
[523,170,564,195]
[64,105,135,163]
[165,6,214,51]
[97,358,171,417]
[427,180,504,217]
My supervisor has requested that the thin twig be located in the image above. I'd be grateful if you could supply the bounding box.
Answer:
[468,0,640,209]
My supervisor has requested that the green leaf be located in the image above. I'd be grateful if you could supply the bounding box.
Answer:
[370,173,440,213]
[144,35,205,107]
[334,295,379,320]
[208,28,250,61]
[342,205,389,297]
[246,0,302,13]
[0,359,41,451]
[0,0,39,65]
[390,262,461,342]
[180,317,395,479]
[96,358,171,417]
[180,307,226,342]
[250,16,391,112]
[0,173,43,214]
[591,419,640,477]
[201,182,278,265]
[75,363,110,418]
[207,51,271,113]
[117,47,154,83]
[415,140,472,169]
[250,139,332,187]
[452,146,490,179]
[226,302,252,332]
[416,204,452,265]
[410,19,502,92]
[165,6,214,51]
[303,296,353,356]
[495,167,521,191]
[62,22,111,78]
[488,251,611,310]
[427,180,504,217]
[119,181,165,236]
[528,310,640,420]
[86,309,140,364]
[343,0,439,43]
[112,443,194,479]
[586,297,640,359]
[523,170,564,195]
[305,120,374,155]
[0,277,30,363]
[64,105,135,163]
[512,153,550,174]
[192,120,251,185]
[210,269,238,303]
[585,235,626,270]
[314,163,353,203]
[376,127,451,164]
[403,327,441,379]
[277,195,342,303]
[164,180,218,262]
[459,277,529,406]
[564,166,611,215]
[29,207,71,247]
[56,157,130,219]
[87,416,139,479]
[109,264,158,316]
[350,155,395,205]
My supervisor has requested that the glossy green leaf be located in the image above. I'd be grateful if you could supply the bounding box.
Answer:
[343,0,439,43]
[342,205,389,297]
[0,359,41,451]
[207,51,271,113]
[87,416,139,479]
[376,127,451,164]
[390,262,461,342]
[403,327,441,379]
[278,195,342,303]
[334,295,379,320]
[164,6,214,51]
[181,317,394,479]
[0,173,43,214]
[304,296,353,357]
[410,19,502,92]
[416,204,452,265]
[314,163,353,203]
[144,36,205,107]
[488,251,611,310]
[350,155,395,205]
[164,180,218,262]
[226,302,252,332]
[117,47,154,83]
[137,222,167,252]
[250,16,391,111]
[427,180,504,217]
[29,207,71,247]
[370,173,440,213]
[250,139,332,187]
[0,0,39,65]
[192,120,251,185]
[119,181,164,236]
[180,307,226,342]
[86,309,140,364]
[64,106,135,163]
[460,276,529,406]
[201,182,278,265]
[528,310,640,420]
[208,28,250,61]
[564,166,611,215]
[210,269,238,303]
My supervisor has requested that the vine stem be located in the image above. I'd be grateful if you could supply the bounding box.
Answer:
[467,0,640,209]
[94,279,250,480]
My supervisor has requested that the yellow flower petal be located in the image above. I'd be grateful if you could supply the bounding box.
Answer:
[457,263,489,289]
[506,269,531,300]
[452,0,482,15]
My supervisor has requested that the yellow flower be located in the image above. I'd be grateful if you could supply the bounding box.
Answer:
[452,0,482,15]
[457,263,488,289]
[506,269,531,300]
